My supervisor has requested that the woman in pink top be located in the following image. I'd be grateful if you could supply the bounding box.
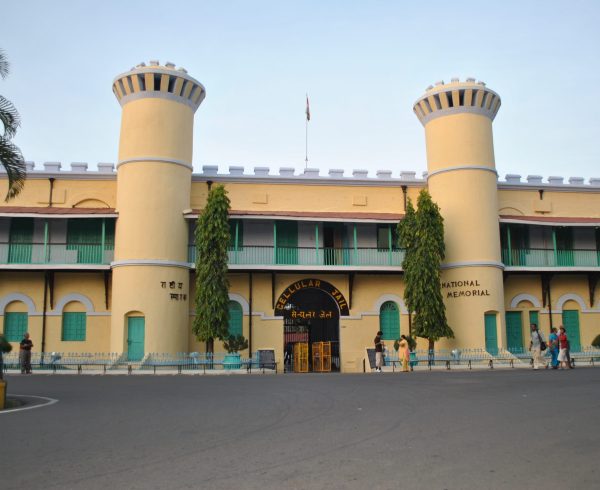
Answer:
[557,326,569,369]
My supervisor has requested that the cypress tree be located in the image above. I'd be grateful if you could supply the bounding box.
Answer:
[403,189,453,351]
[193,185,231,354]
[398,198,417,334]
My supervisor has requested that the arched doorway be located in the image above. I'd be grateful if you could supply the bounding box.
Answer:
[275,279,349,373]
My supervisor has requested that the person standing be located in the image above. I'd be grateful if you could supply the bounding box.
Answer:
[557,326,569,369]
[399,335,410,372]
[19,332,33,374]
[374,331,384,372]
[529,323,547,370]
[548,327,559,369]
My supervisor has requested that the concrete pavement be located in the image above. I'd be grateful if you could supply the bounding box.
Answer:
[1,369,599,489]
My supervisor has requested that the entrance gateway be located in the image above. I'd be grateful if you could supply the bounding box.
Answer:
[275,279,349,373]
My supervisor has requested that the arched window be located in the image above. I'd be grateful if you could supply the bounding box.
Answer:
[4,312,28,341]
[228,301,243,337]
[62,303,87,342]
[379,301,400,340]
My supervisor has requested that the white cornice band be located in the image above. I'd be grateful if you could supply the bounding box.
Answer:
[441,260,505,270]
[419,106,495,126]
[111,259,191,269]
[116,91,201,111]
[117,157,193,170]
[427,165,498,179]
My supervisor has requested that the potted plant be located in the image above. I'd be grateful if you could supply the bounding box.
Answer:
[222,334,249,370]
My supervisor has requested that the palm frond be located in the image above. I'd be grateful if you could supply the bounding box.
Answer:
[0,49,8,79]
[0,95,20,137]
[0,136,26,200]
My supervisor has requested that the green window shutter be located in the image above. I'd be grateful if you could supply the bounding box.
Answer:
[228,220,243,249]
[4,312,28,342]
[8,218,34,263]
[555,227,574,266]
[275,220,298,264]
[528,310,539,328]
[67,219,103,263]
[376,225,388,250]
[104,219,116,250]
[62,312,86,341]
[228,301,243,337]
[562,310,581,352]
[379,301,400,340]
[505,311,523,352]
[484,313,498,355]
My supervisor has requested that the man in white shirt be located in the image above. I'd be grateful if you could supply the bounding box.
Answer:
[529,323,547,370]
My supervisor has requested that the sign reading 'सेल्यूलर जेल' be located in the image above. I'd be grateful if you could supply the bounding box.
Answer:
[442,279,491,299]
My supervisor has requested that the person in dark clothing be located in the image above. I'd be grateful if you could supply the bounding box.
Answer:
[19,332,33,374]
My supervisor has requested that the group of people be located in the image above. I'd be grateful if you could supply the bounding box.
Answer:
[530,323,574,370]
[374,331,411,372]
[375,323,575,373]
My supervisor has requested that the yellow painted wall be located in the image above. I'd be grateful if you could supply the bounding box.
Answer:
[499,188,600,218]
[0,178,117,209]
[190,180,423,215]
[0,271,110,353]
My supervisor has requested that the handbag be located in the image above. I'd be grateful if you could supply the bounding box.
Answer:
[538,332,547,351]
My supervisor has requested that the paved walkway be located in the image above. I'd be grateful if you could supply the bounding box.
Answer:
[1,369,599,489]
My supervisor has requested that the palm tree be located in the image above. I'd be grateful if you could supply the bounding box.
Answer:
[1,49,26,200]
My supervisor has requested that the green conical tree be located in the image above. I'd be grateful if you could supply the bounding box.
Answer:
[404,189,453,351]
[398,198,417,335]
[0,49,26,200]
[193,185,231,354]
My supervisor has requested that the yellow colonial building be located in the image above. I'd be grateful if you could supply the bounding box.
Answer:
[1,62,599,372]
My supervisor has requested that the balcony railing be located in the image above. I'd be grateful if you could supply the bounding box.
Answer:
[188,245,405,267]
[0,242,114,265]
[502,247,600,267]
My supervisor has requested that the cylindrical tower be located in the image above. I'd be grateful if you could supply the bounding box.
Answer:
[413,78,505,350]
[110,61,205,356]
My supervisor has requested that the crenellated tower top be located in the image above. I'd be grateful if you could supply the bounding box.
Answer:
[413,78,501,126]
[112,60,206,112]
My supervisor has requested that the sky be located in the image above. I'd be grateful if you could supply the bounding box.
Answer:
[2,0,600,181]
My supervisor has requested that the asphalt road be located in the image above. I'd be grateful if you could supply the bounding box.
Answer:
[1,369,599,490]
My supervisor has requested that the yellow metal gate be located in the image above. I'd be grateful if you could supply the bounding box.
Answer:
[293,342,309,373]
[312,341,332,372]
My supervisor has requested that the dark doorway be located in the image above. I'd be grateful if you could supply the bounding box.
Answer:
[323,223,347,265]
[283,287,340,372]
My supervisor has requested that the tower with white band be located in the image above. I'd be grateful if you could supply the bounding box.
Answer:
[413,78,505,349]
[110,61,205,355]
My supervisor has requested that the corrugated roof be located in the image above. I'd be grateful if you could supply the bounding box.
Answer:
[500,215,600,224]
[0,206,116,216]
[185,209,405,221]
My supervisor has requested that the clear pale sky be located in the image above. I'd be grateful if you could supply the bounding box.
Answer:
[2,0,599,180]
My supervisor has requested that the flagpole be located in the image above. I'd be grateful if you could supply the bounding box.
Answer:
[305,116,308,168]
[305,93,309,168]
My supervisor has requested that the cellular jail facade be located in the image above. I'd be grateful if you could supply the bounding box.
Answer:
[1,62,599,372]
